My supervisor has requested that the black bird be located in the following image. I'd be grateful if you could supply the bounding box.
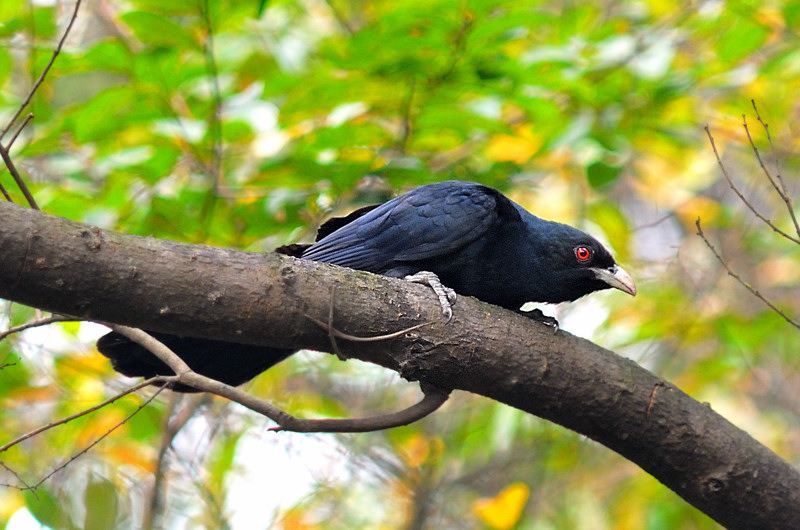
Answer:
[98,181,636,391]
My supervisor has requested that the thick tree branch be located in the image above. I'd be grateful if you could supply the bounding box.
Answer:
[1,201,799,529]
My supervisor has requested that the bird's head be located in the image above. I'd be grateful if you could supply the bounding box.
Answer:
[537,222,636,303]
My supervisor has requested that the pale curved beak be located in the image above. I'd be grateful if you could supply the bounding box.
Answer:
[592,264,637,297]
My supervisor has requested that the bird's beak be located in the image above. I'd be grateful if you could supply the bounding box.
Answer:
[593,264,637,297]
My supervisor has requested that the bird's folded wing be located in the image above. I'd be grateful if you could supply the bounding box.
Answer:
[301,182,517,272]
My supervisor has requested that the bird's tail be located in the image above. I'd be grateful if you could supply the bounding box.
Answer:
[97,331,293,392]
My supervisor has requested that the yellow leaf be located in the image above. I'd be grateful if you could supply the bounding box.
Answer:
[400,433,430,467]
[0,490,24,523]
[279,506,320,530]
[675,195,720,229]
[758,257,800,287]
[472,482,530,529]
[631,149,716,208]
[508,176,579,223]
[485,131,542,164]
[105,444,157,473]
[339,146,374,162]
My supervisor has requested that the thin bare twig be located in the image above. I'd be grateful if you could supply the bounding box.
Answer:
[143,395,209,530]
[326,286,344,360]
[0,315,74,342]
[309,286,432,359]
[742,117,783,198]
[323,0,357,34]
[0,144,39,209]
[0,377,164,457]
[0,0,82,141]
[704,124,800,245]
[201,0,222,190]
[696,218,800,330]
[748,100,800,239]
[0,359,17,370]
[0,377,168,490]
[398,77,416,154]
[305,313,431,342]
[109,325,447,432]
[0,181,11,201]
[26,387,165,490]
[0,460,32,491]
[0,0,82,210]
[109,325,194,378]
[269,383,450,433]
[6,113,34,150]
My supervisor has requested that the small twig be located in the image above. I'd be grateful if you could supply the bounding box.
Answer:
[1,0,82,209]
[326,286,344,360]
[0,358,18,370]
[749,100,800,240]
[5,113,34,150]
[0,0,82,141]
[312,286,432,356]
[305,314,431,342]
[269,383,450,433]
[751,101,786,193]
[398,77,416,154]
[0,378,166,490]
[0,377,164,456]
[0,181,11,201]
[742,115,783,199]
[200,0,223,198]
[108,325,192,375]
[742,114,783,201]
[108,325,445,432]
[0,315,74,342]
[434,11,473,82]
[323,0,357,34]
[0,143,39,210]
[0,460,32,491]
[704,125,800,245]
[696,218,800,330]
[143,394,209,530]
[26,387,165,490]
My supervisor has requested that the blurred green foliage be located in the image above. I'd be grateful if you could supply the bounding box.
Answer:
[3,0,800,528]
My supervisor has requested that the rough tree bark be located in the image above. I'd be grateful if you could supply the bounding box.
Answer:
[1,200,799,529]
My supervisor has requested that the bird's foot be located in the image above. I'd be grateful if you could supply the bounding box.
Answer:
[520,308,559,334]
[404,271,457,322]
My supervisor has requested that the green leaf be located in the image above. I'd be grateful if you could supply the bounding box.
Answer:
[785,3,800,28]
[80,40,135,75]
[84,476,119,530]
[586,161,621,188]
[67,86,137,143]
[586,201,630,255]
[121,11,198,50]
[716,17,768,63]
[130,0,200,16]
[25,487,72,529]
[222,119,254,143]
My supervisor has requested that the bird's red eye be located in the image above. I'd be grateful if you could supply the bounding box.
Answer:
[575,246,593,262]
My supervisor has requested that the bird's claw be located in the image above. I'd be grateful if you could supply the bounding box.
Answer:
[521,308,560,334]
[404,271,457,322]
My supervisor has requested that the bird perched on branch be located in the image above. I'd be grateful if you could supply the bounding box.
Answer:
[98,180,636,391]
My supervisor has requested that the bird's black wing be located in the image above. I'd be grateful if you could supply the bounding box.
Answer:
[301,181,519,272]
